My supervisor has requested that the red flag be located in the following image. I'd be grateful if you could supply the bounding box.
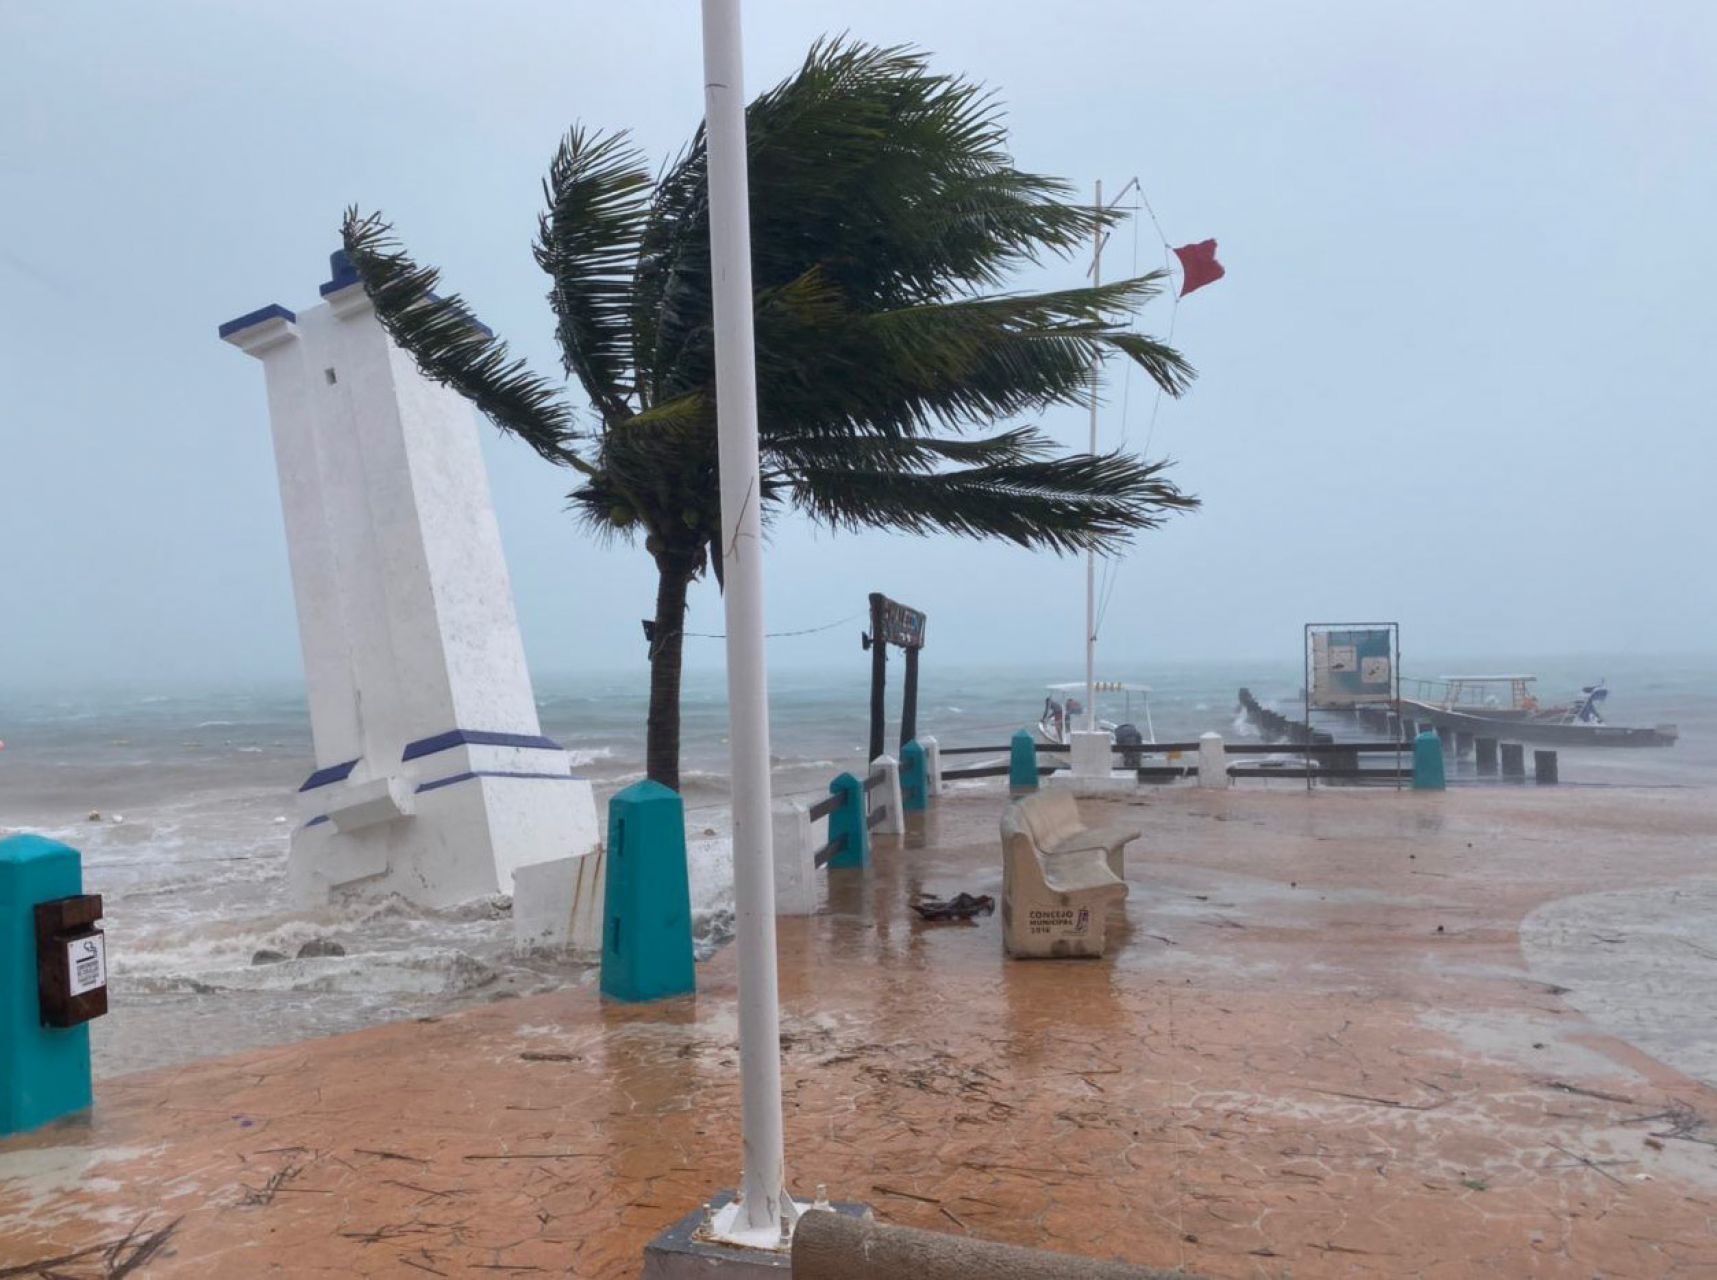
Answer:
[1173,239,1224,296]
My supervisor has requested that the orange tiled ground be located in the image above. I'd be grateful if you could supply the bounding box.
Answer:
[4,782,1717,1277]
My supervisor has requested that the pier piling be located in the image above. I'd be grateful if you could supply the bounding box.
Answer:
[1501,742,1526,780]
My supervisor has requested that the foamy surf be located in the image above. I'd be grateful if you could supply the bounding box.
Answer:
[4,658,1706,1078]
[129,946,504,998]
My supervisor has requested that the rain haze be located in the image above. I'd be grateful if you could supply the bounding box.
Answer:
[10,8,1717,1263]
[2,0,1714,689]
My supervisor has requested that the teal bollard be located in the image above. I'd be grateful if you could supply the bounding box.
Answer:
[599,781,695,1004]
[1412,730,1446,791]
[826,772,868,869]
[2,835,93,1135]
[1009,730,1039,793]
[900,741,929,813]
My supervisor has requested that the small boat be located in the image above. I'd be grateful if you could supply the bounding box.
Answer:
[1037,681,1157,755]
[1401,676,1677,748]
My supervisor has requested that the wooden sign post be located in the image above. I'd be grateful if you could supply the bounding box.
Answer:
[863,593,927,762]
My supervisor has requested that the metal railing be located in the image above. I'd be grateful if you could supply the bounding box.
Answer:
[934,733,1417,786]
[812,833,847,869]
[808,760,895,868]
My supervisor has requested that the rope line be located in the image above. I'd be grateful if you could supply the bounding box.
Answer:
[1134,182,1182,459]
[1095,177,1182,640]
[684,610,864,641]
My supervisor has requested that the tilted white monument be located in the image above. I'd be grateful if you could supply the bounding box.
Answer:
[220,251,601,940]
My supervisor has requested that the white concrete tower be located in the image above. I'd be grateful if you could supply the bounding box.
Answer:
[220,252,600,916]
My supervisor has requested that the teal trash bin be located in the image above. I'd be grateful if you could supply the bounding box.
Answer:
[900,741,928,813]
[826,772,868,869]
[600,781,695,1003]
[1412,730,1446,791]
[1009,730,1039,793]
[2,835,95,1135]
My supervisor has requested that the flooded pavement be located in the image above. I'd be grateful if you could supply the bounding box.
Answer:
[4,782,1717,1276]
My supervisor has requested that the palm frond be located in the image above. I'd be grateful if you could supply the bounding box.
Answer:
[341,209,587,470]
[1108,332,1197,396]
[788,452,1199,554]
[632,37,1130,403]
[749,275,1192,442]
[766,426,1054,474]
[534,127,654,425]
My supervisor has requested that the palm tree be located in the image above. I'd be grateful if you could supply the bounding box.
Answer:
[341,39,1199,793]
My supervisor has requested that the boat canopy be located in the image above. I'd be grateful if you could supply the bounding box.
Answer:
[1436,674,1537,683]
[1046,681,1152,694]
[1410,673,1540,714]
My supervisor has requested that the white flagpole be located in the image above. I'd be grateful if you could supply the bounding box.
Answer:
[699,0,793,1246]
[1083,176,1141,737]
[1085,178,1102,733]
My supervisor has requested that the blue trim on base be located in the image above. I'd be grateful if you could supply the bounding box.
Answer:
[218,304,297,340]
[415,769,578,795]
[401,729,564,762]
[299,759,359,792]
[302,768,579,824]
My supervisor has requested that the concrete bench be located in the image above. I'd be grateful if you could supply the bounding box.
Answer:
[1017,788,1139,879]
[1002,799,1129,959]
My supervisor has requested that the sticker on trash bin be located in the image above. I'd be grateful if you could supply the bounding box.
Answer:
[67,935,106,996]
[1027,908,1090,935]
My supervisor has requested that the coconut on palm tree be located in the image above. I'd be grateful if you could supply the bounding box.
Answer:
[340,38,1199,793]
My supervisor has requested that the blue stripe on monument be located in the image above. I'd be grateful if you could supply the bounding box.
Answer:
[414,769,579,795]
[401,729,565,761]
[299,758,360,791]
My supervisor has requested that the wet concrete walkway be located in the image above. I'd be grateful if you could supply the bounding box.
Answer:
[4,783,1717,1276]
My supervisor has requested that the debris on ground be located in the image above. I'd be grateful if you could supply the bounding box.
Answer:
[909,892,995,923]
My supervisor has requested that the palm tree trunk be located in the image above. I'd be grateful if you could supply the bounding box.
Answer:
[645,556,694,792]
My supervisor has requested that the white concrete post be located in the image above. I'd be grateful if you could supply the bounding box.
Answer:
[770,799,817,916]
[869,756,905,836]
[1198,732,1230,789]
[701,0,793,1248]
[920,735,944,797]
[1070,729,1112,779]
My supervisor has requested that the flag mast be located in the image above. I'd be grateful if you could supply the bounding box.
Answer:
[1085,176,1140,735]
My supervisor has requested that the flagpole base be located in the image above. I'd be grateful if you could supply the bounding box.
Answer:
[642,1190,871,1278]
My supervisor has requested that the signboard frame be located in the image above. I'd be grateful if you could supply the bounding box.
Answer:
[1303,622,1403,792]
[864,593,928,761]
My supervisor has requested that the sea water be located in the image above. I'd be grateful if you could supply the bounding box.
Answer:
[1,656,1710,1076]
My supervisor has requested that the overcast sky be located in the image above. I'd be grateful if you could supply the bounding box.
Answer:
[2,1,1713,692]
